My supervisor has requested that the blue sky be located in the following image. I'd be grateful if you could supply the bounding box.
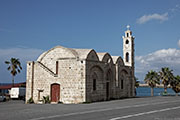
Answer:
[0,0,180,83]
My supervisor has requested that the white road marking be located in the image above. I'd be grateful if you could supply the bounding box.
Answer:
[110,106,180,120]
[29,100,180,120]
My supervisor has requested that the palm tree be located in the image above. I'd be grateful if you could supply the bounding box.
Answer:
[144,70,160,96]
[5,58,22,86]
[170,75,180,96]
[159,67,174,93]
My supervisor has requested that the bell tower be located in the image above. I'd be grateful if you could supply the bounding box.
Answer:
[122,25,135,68]
[122,25,135,97]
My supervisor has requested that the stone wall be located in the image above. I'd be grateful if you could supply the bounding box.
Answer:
[57,59,86,104]
[85,60,106,102]
[26,61,34,102]
[85,59,134,102]
[26,59,86,104]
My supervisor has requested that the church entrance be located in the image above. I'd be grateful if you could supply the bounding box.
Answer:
[51,83,60,102]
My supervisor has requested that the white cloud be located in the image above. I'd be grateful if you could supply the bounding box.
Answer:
[178,40,180,48]
[135,48,180,81]
[0,47,44,61]
[0,47,44,83]
[137,13,168,24]
[170,4,180,12]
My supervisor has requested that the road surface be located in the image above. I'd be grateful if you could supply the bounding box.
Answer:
[0,96,180,120]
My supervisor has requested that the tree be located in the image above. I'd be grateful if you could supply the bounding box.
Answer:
[5,58,22,86]
[144,70,160,96]
[159,67,174,93]
[170,75,180,96]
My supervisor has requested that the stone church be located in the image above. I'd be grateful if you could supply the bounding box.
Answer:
[26,27,135,104]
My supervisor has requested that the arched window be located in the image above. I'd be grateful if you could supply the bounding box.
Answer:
[120,70,128,89]
[93,79,96,91]
[126,40,129,44]
[56,61,58,74]
[126,52,129,62]
[121,79,123,89]
[92,72,98,91]
[127,33,129,37]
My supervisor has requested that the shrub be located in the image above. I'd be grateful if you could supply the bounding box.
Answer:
[43,96,50,104]
[161,91,168,96]
[27,97,34,104]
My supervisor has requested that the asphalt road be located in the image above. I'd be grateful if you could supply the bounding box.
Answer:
[0,96,180,120]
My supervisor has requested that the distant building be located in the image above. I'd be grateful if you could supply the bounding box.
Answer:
[0,82,26,94]
[26,27,135,104]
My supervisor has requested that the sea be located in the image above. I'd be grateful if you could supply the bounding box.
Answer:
[0,83,179,96]
[136,87,179,96]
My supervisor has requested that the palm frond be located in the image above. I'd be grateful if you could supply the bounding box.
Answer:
[5,58,22,85]
[144,70,160,88]
[5,61,10,64]
[7,66,11,71]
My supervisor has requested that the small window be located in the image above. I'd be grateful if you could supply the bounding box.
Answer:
[126,52,129,62]
[93,79,96,91]
[56,61,58,74]
[121,80,123,89]
[126,40,129,44]
[127,33,129,37]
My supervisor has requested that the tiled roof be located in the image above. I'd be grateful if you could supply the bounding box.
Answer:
[0,82,26,89]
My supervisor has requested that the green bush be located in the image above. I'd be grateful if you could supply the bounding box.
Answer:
[27,97,34,104]
[161,91,168,96]
[43,96,50,104]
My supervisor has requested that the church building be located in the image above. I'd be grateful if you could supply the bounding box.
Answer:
[26,26,135,104]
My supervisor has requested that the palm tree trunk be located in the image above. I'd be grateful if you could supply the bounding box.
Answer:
[164,84,167,93]
[151,87,154,96]
[12,75,14,87]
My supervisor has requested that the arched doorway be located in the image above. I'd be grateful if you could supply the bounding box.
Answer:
[120,70,128,90]
[51,83,60,102]
[106,69,112,100]
[89,65,103,102]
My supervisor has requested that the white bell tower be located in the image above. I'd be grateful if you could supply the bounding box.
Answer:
[122,25,135,68]
[122,25,135,97]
